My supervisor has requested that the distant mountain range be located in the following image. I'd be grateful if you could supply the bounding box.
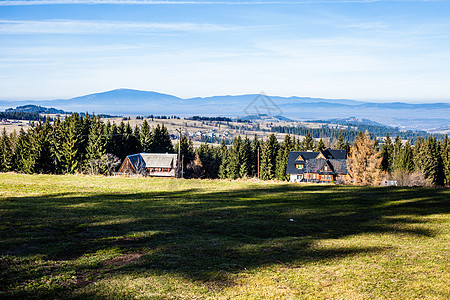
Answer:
[1,88,449,132]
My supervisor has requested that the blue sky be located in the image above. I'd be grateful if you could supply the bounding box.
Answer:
[1,0,450,102]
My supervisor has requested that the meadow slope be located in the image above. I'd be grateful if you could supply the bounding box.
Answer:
[0,174,449,299]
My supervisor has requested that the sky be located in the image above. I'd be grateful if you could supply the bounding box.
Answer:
[1,0,450,102]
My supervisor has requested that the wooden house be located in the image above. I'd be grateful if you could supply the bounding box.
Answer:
[118,153,178,177]
[286,149,351,183]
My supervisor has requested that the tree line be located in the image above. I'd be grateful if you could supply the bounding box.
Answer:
[1,113,449,186]
[271,123,441,144]
[0,114,173,175]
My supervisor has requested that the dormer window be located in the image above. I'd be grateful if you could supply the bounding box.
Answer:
[295,164,304,169]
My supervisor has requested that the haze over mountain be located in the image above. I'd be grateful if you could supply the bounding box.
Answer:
[1,88,449,132]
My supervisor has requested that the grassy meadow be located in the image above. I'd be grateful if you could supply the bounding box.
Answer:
[0,173,449,299]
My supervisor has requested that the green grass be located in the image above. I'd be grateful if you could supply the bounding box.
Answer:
[0,174,449,299]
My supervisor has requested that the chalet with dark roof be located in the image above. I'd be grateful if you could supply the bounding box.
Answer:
[118,153,178,177]
[286,149,351,183]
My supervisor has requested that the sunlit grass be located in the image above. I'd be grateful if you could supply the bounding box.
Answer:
[0,173,449,299]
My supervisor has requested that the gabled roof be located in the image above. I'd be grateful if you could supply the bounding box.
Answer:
[295,154,304,161]
[127,153,178,170]
[286,150,350,175]
[307,159,327,173]
[328,159,349,174]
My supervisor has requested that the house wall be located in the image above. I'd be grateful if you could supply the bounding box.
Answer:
[147,168,176,177]
[290,174,303,183]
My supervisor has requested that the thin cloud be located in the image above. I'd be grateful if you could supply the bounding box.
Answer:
[0,0,442,6]
[0,19,239,34]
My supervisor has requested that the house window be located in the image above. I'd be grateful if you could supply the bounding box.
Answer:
[296,164,304,169]
[297,175,303,180]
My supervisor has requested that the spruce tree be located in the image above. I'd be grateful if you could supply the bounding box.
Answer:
[302,132,314,151]
[337,130,345,150]
[316,138,325,152]
[392,135,402,171]
[139,120,152,153]
[227,136,241,179]
[61,114,82,174]
[34,119,54,173]
[176,135,194,169]
[400,141,414,172]
[441,135,450,185]
[260,134,279,180]
[250,135,261,177]
[133,125,142,153]
[218,148,230,179]
[158,124,174,153]
[275,134,292,181]
[85,116,106,173]
[0,128,14,172]
[423,138,444,186]
[14,127,36,174]
[239,136,252,178]
[152,124,162,152]
[380,133,393,172]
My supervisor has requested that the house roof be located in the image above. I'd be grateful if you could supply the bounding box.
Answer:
[329,159,349,174]
[127,153,178,169]
[286,149,349,175]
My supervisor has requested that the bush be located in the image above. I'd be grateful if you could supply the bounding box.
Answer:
[390,170,432,187]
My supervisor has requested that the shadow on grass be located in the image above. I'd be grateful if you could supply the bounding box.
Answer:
[0,183,449,298]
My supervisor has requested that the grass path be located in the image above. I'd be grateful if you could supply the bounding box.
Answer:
[0,174,449,299]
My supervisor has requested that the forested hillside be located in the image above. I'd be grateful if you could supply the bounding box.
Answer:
[0,113,449,186]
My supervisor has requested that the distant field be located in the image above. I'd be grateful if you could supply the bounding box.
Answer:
[0,174,449,299]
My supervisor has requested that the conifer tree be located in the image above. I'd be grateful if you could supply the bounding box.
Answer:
[423,137,444,186]
[392,135,402,171]
[109,122,122,158]
[176,135,194,169]
[337,130,345,150]
[349,131,382,185]
[380,133,393,172]
[441,135,450,185]
[14,127,36,174]
[133,125,142,153]
[85,116,106,166]
[250,135,261,177]
[0,128,14,171]
[275,134,292,181]
[413,137,426,172]
[139,120,152,153]
[260,133,279,180]
[60,114,83,174]
[218,147,230,179]
[302,132,314,151]
[152,124,162,152]
[239,136,252,178]
[316,138,325,152]
[344,141,351,157]
[227,136,242,179]
[49,117,65,174]
[293,136,301,151]
[34,119,54,173]
[399,141,414,172]
[158,124,174,153]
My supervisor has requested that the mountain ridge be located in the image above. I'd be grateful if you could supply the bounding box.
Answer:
[1,88,449,131]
